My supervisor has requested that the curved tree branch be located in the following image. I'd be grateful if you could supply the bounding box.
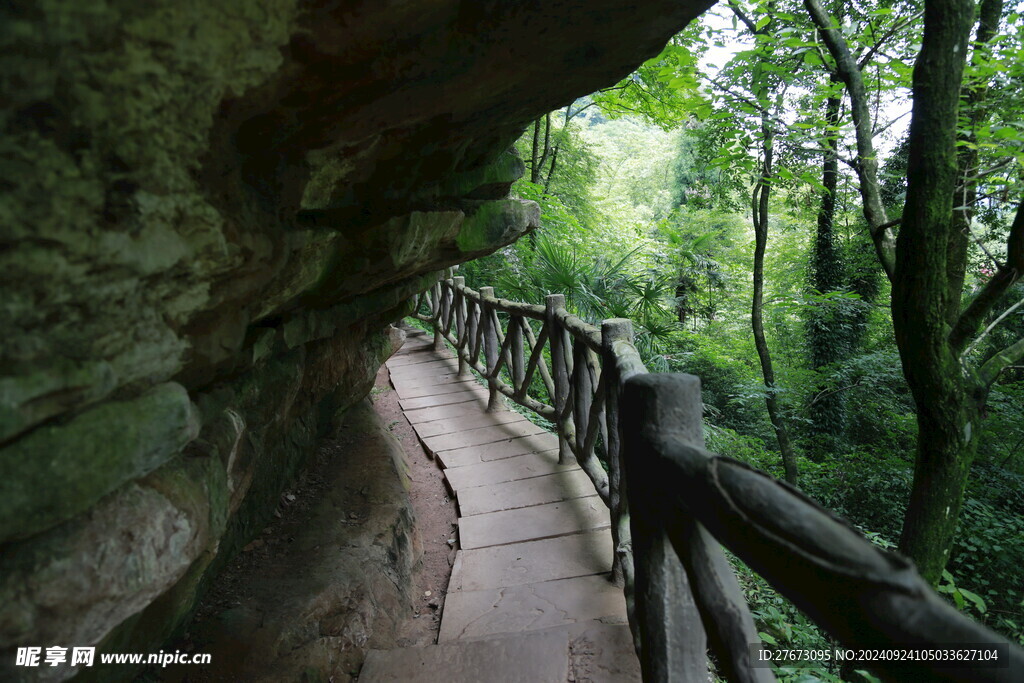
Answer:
[803,0,895,281]
[963,295,1024,359]
[949,199,1024,352]
[980,335,1024,386]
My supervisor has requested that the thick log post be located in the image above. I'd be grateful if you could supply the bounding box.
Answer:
[546,294,573,464]
[439,279,453,342]
[623,373,774,683]
[466,298,480,366]
[602,319,634,588]
[510,317,526,396]
[453,276,467,376]
[621,371,708,682]
[480,286,501,412]
[432,282,444,349]
[572,339,594,458]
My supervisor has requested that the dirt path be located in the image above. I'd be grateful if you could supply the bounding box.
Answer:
[370,362,458,647]
[136,360,456,682]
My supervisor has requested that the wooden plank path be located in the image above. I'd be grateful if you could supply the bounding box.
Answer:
[360,329,641,681]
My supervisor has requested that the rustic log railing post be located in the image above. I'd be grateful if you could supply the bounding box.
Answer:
[479,286,501,412]
[623,373,772,683]
[571,339,593,457]
[546,294,573,464]
[431,281,443,350]
[602,318,634,593]
[466,296,480,367]
[510,317,526,396]
[453,276,468,376]
[620,371,709,681]
[439,277,453,344]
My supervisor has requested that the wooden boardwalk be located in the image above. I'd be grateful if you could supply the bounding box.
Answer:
[360,329,640,681]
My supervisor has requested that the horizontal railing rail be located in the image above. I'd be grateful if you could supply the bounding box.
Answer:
[409,272,1024,683]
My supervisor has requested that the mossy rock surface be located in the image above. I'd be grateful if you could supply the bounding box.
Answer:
[0,382,200,543]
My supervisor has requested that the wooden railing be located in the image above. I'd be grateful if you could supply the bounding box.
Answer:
[412,273,637,588]
[410,273,1024,683]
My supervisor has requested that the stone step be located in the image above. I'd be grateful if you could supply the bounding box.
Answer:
[389,366,465,385]
[422,420,547,454]
[442,450,570,490]
[360,629,569,683]
[388,369,466,389]
[547,622,642,683]
[393,338,434,354]
[385,352,452,368]
[387,354,457,372]
[393,377,481,400]
[449,530,613,591]
[386,351,456,368]
[438,574,627,642]
[402,400,491,425]
[387,354,456,371]
[412,409,518,438]
[435,432,559,469]
[458,495,609,549]
[388,366,463,385]
[398,387,487,412]
[456,468,597,516]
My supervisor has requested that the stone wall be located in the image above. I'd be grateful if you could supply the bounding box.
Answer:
[0,0,712,679]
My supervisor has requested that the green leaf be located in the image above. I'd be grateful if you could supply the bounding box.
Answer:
[958,588,987,613]
[803,51,822,67]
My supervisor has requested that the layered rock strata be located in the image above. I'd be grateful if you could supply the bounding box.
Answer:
[0,0,711,679]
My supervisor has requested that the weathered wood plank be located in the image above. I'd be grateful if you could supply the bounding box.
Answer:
[387,357,459,376]
[438,574,626,642]
[435,433,559,469]
[457,468,598,517]
[388,370,468,389]
[449,530,613,591]
[441,449,569,488]
[413,410,519,438]
[422,421,548,454]
[398,387,487,411]
[393,379,483,400]
[458,495,609,549]
[402,400,491,425]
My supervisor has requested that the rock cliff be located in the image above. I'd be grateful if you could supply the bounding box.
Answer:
[0,0,711,679]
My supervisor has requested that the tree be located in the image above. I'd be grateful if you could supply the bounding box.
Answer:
[806,0,1024,583]
[805,75,847,450]
[723,0,801,484]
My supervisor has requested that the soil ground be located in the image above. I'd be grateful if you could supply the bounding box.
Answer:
[370,362,459,647]
[136,360,456,680]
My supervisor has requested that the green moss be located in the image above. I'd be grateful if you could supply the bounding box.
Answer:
[437,149,525,199]
[0,358,118,442]
[455,199,538,254]
[0,382,200,542]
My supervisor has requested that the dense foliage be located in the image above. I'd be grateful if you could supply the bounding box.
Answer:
[461,0,1024,678]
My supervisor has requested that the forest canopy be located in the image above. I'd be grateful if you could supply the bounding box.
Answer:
[459,0,1024,676]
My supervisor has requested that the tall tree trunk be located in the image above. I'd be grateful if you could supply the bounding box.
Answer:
[540,111,552,173]
[751,119,799,485]
[530,117,542,183]
[947,0,1003,323]
[807,80,845,451]
[806,0,1018,584]
[893,0,978,584]
[543,146,560,195]
[804,0,894,278]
